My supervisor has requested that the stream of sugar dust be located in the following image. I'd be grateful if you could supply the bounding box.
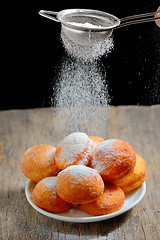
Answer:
[51,30,114,139]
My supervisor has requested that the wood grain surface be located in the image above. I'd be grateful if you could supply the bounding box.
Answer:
[0,106,160,240]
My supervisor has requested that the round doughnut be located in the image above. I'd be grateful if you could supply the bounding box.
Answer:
[91,139,136,184]
[32,177,72,213]
[56,165,104,204]
[118,154,146,193]
[79,184,125,216]
[55,132,93,170]
[21,144,59,182]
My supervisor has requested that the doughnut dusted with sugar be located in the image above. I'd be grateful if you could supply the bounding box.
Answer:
[79,184,125,216]
[32,177,72,213]
[91,139,136,184]
[56,165,104,204]
[118,154,146,193]
[21,144,59,182]
[55,132,93,170]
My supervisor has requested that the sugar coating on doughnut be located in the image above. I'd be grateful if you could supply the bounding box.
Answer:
[79,184,125,216]
[21,144,59,182]
[118,154,146,193]
[55,132,93,170]
[32,177,72,213]
[91,139,136,183]
[41,176,57,190]
[56,165,104,204]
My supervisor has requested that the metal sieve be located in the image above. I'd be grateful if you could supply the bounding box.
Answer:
[39,8,160,45]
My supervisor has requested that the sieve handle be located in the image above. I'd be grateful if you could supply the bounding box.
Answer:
[117,11,160,29]
[38,10,60,22]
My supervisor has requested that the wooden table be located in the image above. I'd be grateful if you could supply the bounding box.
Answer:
[0,106,160,240]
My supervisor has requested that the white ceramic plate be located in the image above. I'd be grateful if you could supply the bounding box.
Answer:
[25,180,146,223]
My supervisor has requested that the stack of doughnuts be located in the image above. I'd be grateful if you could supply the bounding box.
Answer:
[21,132,146,216]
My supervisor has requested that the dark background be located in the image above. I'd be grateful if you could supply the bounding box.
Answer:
[2,0,160,110]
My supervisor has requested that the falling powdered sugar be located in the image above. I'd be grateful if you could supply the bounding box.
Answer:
[52,57,111,139]
[61,28,114,60]
[51,27,113,140]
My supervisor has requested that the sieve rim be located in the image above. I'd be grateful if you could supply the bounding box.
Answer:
[56,9,120,32]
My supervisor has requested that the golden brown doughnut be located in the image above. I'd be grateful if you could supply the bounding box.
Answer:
[21,144,59,182]
[118,154,146,193]
[79,184,125,216]
[32,177,72,213]
[56,165,104,204]
[55,132,93,170]
[91,139,136,184]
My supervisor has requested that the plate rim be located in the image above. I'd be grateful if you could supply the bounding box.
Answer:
[25,180,146,223]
